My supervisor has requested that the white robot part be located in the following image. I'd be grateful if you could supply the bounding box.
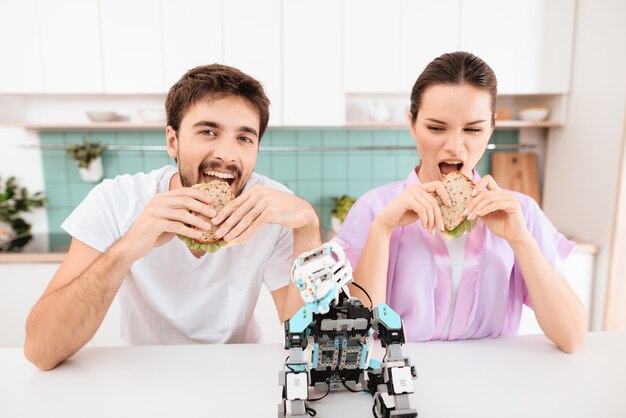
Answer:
[285,372,308,401]
[291,242,354,313]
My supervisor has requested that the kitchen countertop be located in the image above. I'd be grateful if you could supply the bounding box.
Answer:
[0,231,598,263]
[1,332,624,418]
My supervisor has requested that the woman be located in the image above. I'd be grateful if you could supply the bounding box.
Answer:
[333,52,586,353]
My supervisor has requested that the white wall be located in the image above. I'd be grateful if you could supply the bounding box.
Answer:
[543,0,626,330]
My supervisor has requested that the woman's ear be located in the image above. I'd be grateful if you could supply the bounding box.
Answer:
[408,111,417,139]
[165,126,178,160]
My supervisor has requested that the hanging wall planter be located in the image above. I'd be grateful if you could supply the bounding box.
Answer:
[67,140,104,183]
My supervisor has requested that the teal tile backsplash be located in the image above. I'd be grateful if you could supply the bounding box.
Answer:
[40,129,518,233]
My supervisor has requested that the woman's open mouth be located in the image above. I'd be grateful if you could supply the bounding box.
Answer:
[438,161,464,177]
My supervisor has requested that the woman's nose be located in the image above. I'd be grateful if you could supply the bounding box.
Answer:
[443,131,465,153]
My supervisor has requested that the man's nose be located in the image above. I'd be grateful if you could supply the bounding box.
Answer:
[213,138,237,163]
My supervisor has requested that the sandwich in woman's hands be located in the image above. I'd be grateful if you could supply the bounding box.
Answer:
[178,180,241,253]
[433,171,477,239]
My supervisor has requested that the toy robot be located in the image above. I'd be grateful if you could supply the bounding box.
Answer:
[278,243,418,418]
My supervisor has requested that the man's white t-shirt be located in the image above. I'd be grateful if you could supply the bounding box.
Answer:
[61,165,294,345]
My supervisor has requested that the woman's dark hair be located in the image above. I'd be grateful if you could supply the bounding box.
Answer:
[166,64,270,140]
[409,51,497,126]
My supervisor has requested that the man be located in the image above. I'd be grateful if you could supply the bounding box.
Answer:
[24,64,321,370]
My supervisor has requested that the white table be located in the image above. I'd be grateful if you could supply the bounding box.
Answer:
[2,332,625,418]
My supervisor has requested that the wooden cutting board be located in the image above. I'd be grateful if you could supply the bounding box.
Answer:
[490,152,541,205]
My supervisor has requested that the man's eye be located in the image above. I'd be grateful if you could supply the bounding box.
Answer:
[200,130,216,136]
[238,136,254,144]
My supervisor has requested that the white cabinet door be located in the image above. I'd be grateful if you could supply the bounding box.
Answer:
[460,0,575,94]
[222,0,282,126]
[343,0,402,93]
[161,0,222,89]
[0,0,43,93]
[100,0,164,93]
[38,0,103,93]
[283,0,343,126]
[400,0,460,91]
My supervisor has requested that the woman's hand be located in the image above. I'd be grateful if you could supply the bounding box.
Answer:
[465,175,531,245]
[375,182,451,234]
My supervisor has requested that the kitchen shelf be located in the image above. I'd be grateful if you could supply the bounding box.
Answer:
[346,120,564,129]
[16,119,563,132]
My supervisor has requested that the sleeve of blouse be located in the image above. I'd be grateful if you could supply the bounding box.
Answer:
[330,194,376,271]
[515,195,576,306]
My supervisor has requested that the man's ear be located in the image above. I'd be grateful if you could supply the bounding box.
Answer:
[166,126,178,160]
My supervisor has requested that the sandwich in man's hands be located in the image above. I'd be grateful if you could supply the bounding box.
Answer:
[433,171,477,239]
[177,180,241,253]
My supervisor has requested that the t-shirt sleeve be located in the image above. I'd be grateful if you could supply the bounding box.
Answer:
[331,195,376,270]
[515,196,576,307]
[61,180,124,253]
[262,226,295,292]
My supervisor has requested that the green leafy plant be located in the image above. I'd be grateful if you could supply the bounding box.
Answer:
[331,195,356,223]
[67,140,103,168]
[0,176,47,235]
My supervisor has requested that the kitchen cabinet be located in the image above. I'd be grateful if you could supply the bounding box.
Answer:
[100,0,163,93]
[282,0,344,126]
[38,0,103,93]
[399,0,460,90]
[161,0,223,89]
[343,0,461,94]
[0,0,43,93]
[459,0,576,94]
[222,0,283,126]
[342,0,402,93]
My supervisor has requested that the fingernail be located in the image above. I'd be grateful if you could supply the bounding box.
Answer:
[439,222,445,231]
[462,208,469,216]
[432,228,436,236]
[215,228,224,238]
[472,189,477,197]
[211,218,220,225]
[467,212,474,220]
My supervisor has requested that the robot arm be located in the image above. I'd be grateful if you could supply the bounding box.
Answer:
[291,242,353,314]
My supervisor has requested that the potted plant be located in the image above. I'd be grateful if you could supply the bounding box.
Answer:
[330,195,356,232]
[0,176,47,244]
[67,140,104,182]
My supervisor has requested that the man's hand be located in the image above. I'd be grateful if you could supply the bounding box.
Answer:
[210,185,318,244]
[118,188,217,261]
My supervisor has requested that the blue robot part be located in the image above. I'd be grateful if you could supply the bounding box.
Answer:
[279,243,418,418]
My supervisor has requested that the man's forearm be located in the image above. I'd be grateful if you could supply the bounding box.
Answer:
[24,241,133,370]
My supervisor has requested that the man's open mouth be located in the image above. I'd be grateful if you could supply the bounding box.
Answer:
[202,170,236,186]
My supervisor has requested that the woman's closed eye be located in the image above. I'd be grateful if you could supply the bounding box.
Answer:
[428,126,446,132]
[464,128,483,133]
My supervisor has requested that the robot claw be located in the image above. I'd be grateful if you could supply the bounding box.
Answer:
[278,243,418,418]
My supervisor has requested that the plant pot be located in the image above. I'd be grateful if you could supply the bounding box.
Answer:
[331,215,343,233]
[79,157,103,183]
[0,220,15,244]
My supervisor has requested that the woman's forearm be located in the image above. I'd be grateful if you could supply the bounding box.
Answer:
[24,242,133,370]
[510,235,587,353]
[352,219,393,307]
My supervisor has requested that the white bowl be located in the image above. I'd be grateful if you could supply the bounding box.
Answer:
[518,107,550,122]
[138,109,166,123]
[86,111,120,122]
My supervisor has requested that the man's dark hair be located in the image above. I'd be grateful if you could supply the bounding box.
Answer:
[166,64,270,140]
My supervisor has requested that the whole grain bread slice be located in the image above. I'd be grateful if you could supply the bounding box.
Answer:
[191,180,234,243]
[433,171,475,231]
